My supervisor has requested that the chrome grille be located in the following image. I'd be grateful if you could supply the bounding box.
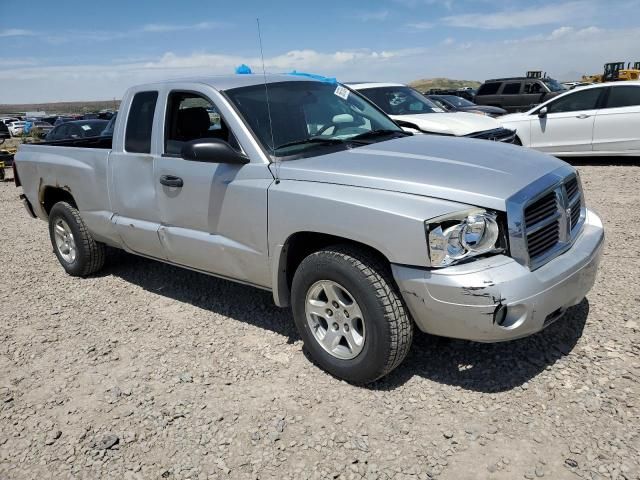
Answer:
[524,191,561,260]
[506,166,586,271]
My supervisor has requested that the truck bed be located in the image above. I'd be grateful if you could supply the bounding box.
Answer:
[41,135,112,149]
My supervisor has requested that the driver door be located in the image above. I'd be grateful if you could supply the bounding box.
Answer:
[529,87,604,153]
[154,87,273,286]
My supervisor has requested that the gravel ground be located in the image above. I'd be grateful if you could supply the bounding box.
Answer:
[0,163,639,480]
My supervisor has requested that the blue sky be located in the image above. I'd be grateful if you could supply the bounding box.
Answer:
[1,0,639,103]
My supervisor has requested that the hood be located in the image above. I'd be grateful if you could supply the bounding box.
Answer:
[500,112,532,123]
[276,135,568,211]
[391,112,502,136]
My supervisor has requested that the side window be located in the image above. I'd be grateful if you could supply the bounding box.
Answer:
[69,125,82,138]
[125,91,158,153]
[502,82,521,95]
[605,86,640,108]
[55,125,69,140]
[477,82,500,96]
[524,82,543,94]
[547,89,602,114]
[164,91,239,156]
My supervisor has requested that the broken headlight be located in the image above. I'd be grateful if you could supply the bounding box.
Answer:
[426,210,503,268]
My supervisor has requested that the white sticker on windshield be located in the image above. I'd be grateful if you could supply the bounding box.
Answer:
[81,125,91,131]
[334,85,350,100]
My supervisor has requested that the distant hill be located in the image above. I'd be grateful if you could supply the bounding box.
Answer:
[0,100,120,115]
[409,78,482,92]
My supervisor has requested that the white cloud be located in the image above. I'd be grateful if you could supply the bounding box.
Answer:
[0,29,35,37]
[2,25,639,103]
[5,22,228,45]
[406,21,434,30]
[141,22,226,33]
[353,10,389,22]
[394,0,455,9]
[441,1,593,29]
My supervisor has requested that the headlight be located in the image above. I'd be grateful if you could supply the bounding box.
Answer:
[426,210,502,267]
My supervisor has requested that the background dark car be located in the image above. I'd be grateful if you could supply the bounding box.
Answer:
[427,95,507,117]
[423,88,476,102]
[100,112,117,136]
[53,116,79,126]
[474,76,566,112]
[30,121,54,138]
[0,122,10,145]
[45,120,109,142]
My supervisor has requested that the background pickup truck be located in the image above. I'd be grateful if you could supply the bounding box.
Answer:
[14,74,604,383]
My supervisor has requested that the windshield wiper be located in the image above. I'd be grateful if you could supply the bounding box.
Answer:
[350,129,410,141]
[274,137,346,150]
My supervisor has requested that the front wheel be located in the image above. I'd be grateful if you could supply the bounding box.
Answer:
[291,245,413,384]
[48,201,105,277]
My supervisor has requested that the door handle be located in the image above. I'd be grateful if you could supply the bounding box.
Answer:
[159,175,184,188]
[576,114,590,119]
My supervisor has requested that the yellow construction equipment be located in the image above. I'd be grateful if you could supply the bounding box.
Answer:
[619,62,640,81]
[583,62,640,83]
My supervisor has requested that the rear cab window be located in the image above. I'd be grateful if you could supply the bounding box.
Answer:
[125,91,158,153]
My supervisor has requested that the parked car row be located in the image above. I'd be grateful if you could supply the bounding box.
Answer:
[347,82,515,141]
[0,111,116,139]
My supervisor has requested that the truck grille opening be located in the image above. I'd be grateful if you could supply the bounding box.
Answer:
[565,177,579,201]
[524,191,561,262]
[566,176,582,231]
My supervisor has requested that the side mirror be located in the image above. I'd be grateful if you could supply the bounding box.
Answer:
[181,139,249,165]
[537,107,548,118]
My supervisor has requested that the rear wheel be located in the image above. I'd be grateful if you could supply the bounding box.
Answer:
[291,245,413,384]
[48,201,105,276]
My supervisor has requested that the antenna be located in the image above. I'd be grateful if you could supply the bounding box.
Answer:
[256,18,278,183]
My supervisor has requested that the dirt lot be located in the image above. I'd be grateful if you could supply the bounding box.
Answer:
[0,162,638,480]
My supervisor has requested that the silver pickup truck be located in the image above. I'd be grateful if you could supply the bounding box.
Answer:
[14,74,604,383]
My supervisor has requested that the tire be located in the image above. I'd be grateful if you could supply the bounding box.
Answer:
[291,245,413,384]
[48,201,105,277]
[513,135,523,146]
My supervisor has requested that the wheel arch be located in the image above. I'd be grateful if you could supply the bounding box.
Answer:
[272,231,392,307]
[41,185,77,217]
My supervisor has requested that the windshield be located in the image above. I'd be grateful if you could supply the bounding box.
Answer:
[542,78,567,92]
[441,95,475,108]
[357,86,445,116]
[225,81,403,158]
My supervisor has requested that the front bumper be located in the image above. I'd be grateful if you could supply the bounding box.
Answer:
[393,209,604,342]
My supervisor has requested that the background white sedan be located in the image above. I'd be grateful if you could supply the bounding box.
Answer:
[500,81,640,156]
[8,121,26,137]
